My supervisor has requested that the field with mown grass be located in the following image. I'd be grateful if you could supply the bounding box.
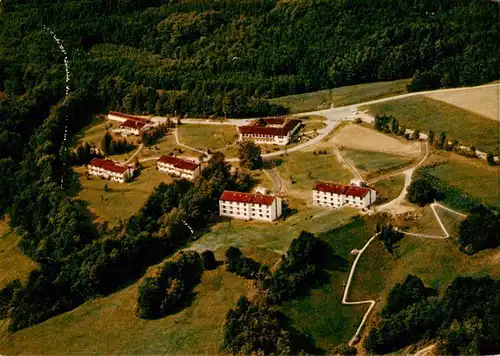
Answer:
[74,160,173,226]
[275,150,352,199]
[0,221,38,289]
[362,96,499,154]
[269,79,411,113]
[421,153,500,209]
[371,174,405,204]
[342,149,414,178]
[177,124,239,151]
[0,266,256,355]
[190,198,359,255]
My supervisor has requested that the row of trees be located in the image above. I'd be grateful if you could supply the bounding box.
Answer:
[140,122,172,146]
[136,250,204,319]
[366,275,500,355]
[101,132,136,155]
[225,247,269,280]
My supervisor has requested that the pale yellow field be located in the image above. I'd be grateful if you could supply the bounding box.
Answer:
[425,84,499,121]
[330,124,421,157]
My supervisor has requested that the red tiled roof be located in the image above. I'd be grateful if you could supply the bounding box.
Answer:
[157,155,198,171]
[220,191,254,203]
[120,119,146,130]
[89,158,131,174]
[238,118,301,136]
[251,193,275,205]
[344,186,371,198]
[219,191,277,206]
[313,181,348,195]
[108,111,151,124]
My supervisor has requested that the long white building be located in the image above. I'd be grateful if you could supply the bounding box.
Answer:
[238,117,302,146]
[312,181,377,209]
[88,158,134,183]
[219,191,282,222]
[157,155,201,180]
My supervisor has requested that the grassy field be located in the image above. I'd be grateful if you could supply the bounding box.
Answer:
[302,121,327,132]
[136,134,200,161]
[362,96,499,154]
[0,266,256,354]
[371,174,405,204]
[190,199,359,255]
[75,160,173,226]
[269,79,411,114]
[342,149,414,178]
[281,218,376,351]
[177,124,239,151]
[422,153,500,208]
[0,221,38,289]
[275,151,352,199]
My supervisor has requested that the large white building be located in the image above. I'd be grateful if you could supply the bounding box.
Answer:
[238,117,302,146]
[312,181,377,209]
[219,191,283,222]
[88,158,134,183]
[157,155,201,180]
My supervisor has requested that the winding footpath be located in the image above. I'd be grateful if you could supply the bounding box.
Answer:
[342,201,467,346]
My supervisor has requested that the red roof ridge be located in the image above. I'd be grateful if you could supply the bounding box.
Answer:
[157,155,199,171]
[219,190,277,205]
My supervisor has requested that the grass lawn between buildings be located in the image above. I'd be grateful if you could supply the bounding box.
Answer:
[362,96,499,154]
[177,124,239,152]
[269,79,411,113]
[74,160,173,226]
[342,148,414,178]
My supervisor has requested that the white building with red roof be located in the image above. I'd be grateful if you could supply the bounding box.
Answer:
[219,191,282,222]
[88,158,134,183]
[107,111,154,136]
[312,181,376,209]
[238,117,302,146]
[156,155,201,180]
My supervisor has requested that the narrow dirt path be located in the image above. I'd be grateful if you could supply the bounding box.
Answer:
[342,201,466,346]
[174,126,206,154]
[333,144,364,180]
[123,143,144,165]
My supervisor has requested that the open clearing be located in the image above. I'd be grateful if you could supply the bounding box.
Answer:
[190,198,358,255]
[330,124,420,157]
[0,266,256,355]
[136,134,199,161]
[0,221,38,289]
[425,84,499,121]
[274,150,353,200]
[281,218,375,351]
[362,96,499,154]
[269,79,411,114]
[177,124,239,152]
[75,160,172,226]
[421,152,500,209]
[371,175,405,204]
[342,149,414,178]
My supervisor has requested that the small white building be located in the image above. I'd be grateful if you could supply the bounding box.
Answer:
[88,158,134,183]
[312,181,376,210]
[157,155,201,180]
[238,117,302,146]
[219,191,282,222]
[119,119,148,136]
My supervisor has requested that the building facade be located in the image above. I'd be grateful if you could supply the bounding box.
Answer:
[219,191,283,222]
[238,117,302,146]
[88,158,134,183]
[312,181,376,209]
[157,155,201,180]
